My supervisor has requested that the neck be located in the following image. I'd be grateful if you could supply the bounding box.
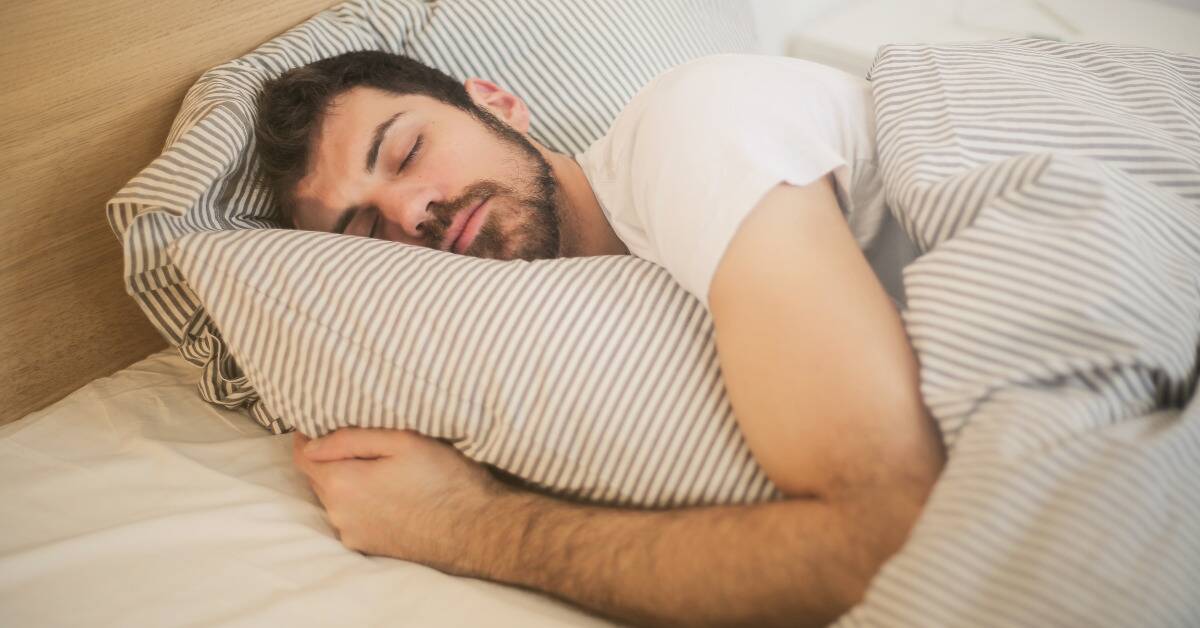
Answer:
[537,143,629,258]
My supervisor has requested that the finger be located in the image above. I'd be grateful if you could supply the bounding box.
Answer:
[305,458,375,510]
[307,477,328,507]
[292,432,317,471]
[304,427,409,462]
[292,432,310,459]
[290,432,328,490]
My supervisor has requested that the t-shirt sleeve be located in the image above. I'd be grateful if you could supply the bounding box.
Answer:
[626,56,850,308]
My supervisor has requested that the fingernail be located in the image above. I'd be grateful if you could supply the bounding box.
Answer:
[304,439,320,454]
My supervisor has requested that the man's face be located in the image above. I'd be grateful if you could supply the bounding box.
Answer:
[291,86,561,260]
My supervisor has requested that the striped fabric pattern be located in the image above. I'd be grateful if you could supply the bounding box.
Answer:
[105,0,757,433]
[171,229,783,507]
[837,40,1200,627]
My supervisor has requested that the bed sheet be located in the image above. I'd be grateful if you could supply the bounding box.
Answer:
[0,349,616,627]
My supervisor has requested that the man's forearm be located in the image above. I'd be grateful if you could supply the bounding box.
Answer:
[454,486,919,628]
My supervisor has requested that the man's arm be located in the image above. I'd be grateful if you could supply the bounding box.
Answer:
[297,428,883,627]
[440,177,942,626]
[449,477,921,628]
[297,176,943,627]
[708,176,944,502]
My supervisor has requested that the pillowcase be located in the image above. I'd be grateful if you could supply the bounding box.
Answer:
[106,0,757,432]
[170,228,784,507]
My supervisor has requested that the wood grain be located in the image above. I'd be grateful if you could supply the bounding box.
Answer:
[0,0,339,425]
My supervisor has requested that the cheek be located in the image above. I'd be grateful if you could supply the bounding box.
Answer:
[491,195,538,232]
[440,131,508,182]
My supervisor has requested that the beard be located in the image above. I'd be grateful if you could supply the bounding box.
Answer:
[421,106,562,261]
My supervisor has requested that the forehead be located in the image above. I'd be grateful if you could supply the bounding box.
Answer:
[311,86,439,162]
[321,86,440,133]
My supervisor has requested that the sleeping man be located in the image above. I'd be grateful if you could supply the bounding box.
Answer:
[257,50,945,627]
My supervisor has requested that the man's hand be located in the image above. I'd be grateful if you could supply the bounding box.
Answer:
[292,428,508,574]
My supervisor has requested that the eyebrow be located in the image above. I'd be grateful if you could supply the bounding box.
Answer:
[365,111,405,173]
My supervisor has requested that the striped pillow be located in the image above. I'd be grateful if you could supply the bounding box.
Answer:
[170,228,784,507]
[106,0,757,432]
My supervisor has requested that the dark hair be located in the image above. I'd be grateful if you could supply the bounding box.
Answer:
[254,50,476,227]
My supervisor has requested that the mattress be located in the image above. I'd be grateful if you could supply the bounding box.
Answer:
[0,349,615,627]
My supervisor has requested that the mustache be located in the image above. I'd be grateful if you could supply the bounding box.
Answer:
[424,181,507,246]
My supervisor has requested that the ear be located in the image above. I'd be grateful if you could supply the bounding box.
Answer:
[464,78,531,133]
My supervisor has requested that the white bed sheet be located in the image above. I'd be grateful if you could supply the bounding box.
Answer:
[0,349,617,627]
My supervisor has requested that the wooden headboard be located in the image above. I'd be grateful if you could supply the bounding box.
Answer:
[0,0,339,425]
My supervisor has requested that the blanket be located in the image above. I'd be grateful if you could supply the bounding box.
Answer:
[837,39,1200,627]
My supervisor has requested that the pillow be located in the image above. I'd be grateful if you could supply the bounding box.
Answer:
[170,228,784,507]
[106,0,757,432]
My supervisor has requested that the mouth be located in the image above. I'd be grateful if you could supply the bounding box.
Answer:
[445,196,490,254]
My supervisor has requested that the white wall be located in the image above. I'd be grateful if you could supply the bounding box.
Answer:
[746,0,844,55]
[748,0,1200,76]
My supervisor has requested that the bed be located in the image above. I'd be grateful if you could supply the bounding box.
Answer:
[0,1,633,624]
[0,348,613,626]
[0,1,747,625]
[4,1,1200,627]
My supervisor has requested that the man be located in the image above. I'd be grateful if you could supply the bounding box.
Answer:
[257,50,945,627]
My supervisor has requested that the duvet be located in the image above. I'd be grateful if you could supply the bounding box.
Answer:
[837,38,1200,627]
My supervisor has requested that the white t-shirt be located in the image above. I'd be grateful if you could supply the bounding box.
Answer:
[574,53,919,310]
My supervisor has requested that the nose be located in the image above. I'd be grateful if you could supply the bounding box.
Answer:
[371,179,441,242]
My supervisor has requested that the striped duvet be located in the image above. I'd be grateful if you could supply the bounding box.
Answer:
[836,39,1200,627]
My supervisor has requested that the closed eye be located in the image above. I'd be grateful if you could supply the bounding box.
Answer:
[368,211,380,238]
[341,206,377,237]
[398,135,423,173]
